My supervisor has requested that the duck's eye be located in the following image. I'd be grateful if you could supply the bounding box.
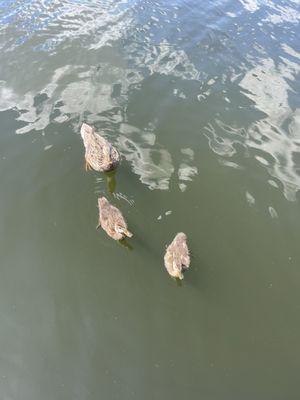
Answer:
[115,225,123,233]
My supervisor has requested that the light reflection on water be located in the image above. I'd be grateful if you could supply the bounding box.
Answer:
[1,0,299,198]
[1,1,300,398]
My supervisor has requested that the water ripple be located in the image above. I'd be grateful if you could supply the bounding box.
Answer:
[0,0,300,198]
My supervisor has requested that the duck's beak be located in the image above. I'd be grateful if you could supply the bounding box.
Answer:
[177,271,184,280]
[123,229,133,238]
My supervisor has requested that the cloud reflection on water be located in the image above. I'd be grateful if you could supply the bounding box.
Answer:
[0,0,300,199]
[239,53,300,201]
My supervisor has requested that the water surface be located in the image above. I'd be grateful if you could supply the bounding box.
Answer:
[0,0,300,399]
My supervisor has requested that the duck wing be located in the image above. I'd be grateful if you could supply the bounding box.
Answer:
[109,204,127,228]
[85,134,111,171]
[177,238,190,269]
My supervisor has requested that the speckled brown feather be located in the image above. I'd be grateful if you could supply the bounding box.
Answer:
[164,233,190,279]
[97,197,132,240]
[81,123,120,172]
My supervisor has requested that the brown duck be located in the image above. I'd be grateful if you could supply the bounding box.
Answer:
[97,197,132,240]
[80,123,120,172]
[164,233,190,279]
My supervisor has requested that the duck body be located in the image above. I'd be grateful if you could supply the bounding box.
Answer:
[164,232,190,279]
[97,197,132,240]
[80,123,120,172]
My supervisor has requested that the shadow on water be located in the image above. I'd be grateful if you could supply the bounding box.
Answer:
[173,267,194,288]
[118,238,134,251]
[105,169,117,194]
[175,277,183,287]
[95,225,134,251]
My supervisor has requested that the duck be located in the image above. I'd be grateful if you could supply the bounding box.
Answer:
[97,197,132,240]
[80,123,120,172]
[164,232,190,280]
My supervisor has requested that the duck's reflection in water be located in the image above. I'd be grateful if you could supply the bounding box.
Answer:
[118,238,134,251]
[105,169,117,194]
[175,277,183,287]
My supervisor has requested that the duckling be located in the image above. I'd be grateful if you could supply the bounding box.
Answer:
[97,197,132,240]
[80,123,120,172]
[164,233,190,280]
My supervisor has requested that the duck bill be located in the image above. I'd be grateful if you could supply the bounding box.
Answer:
[176,272,184,280]
[123,229,133,238]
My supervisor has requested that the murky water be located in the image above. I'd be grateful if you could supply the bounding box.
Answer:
[0,0,300,398]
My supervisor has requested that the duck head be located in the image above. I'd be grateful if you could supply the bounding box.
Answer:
[115,224,133,239]
[173,260,184,280]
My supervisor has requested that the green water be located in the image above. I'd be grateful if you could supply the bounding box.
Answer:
[0,1,300,399]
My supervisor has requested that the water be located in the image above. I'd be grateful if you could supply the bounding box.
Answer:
[0,0,300,398]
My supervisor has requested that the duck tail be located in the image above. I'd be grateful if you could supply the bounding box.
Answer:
[80,123,94,141]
